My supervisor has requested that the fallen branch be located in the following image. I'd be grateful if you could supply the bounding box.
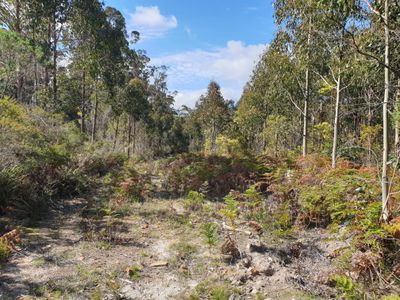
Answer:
[222,223,252,235]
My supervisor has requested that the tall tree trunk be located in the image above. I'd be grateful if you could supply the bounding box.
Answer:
[15,0,23,101]
[32,24,38,106]
[210,121,218,153]
[381,0,390,222]
[332,71,341,169]
[367,101,372,165]
[303,67,310,157]
[81,68,86,133]
[113,117,120,151]
[52,15,57,103]
[132,119,136,155]
[303,18,312,157]
[127,116,132,157]
[91,80,99,143]
[395,79,400,152]
[45,18,51,90]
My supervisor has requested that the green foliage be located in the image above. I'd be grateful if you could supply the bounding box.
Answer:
[127,265,142,280]
[381,296,400,300]
[263,115,293,157]
[164,153,261,197]
[313,122,333,154]
[220,194,238,227]
[211,286,230,300]
[330,275,361,299]
[80,150,127,177]
[215,135,246,158]
[0,98,88,216]
[185,191,205,211]
[296,167,380,228]
[0,239,10,262]
[201,222,219,246]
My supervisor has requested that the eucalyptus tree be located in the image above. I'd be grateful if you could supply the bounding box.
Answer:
[314,0,358,168]
[196,81,232,153]
[119,78,149,157]
[91,6,130,143]
[67,0,107,133]
[274,0,318,156]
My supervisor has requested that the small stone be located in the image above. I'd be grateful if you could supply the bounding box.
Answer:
[250,268,260,277]
[242,256,252,268]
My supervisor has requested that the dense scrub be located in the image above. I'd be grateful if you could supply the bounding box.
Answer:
[160,153,268,198]
[237,154,400,294]
[0,98,89,217]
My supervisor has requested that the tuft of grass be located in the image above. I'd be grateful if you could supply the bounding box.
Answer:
[32,257,45,268]
[211,286,230,300]
[170,241,198,259]
[127,265,142,281]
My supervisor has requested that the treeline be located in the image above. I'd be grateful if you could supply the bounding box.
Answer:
[181,0,400,222]
[0,0,188,157]
[232,0,400,221]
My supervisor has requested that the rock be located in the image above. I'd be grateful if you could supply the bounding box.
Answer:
[242,256,252,268]
[250,267,260,277]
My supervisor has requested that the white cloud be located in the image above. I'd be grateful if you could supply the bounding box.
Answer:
[175,87,241,110]
[128,6,177,39]
[152,41,267,108]
[175,90,204,109]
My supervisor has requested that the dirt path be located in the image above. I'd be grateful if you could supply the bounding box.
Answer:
[0,193,340,299]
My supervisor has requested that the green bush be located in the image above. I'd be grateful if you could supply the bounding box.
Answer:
[163,153,262,197]
[0,239,10,262]
[185,191,205,211]
[0,98,88,216]
[80,151,127,177]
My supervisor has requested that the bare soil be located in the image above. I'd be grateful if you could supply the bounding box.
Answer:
[0,188,350,300]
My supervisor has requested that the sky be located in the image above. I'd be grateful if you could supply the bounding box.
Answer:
[104,0,276,108]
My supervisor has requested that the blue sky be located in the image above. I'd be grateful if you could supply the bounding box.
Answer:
[104,0,275,108]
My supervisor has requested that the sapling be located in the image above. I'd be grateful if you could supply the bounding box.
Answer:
[220,194,238,228]
[201,222,218,247]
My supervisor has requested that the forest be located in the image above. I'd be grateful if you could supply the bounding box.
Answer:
[1,0,400,299]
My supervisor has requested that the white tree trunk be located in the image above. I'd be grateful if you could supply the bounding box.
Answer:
[332,72,341,169]
[381,0,390,222]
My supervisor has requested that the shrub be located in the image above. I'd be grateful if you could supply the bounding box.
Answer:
[0,98,87,216]
[80,151,127,177]
[330,275,360,299]
[0,239,10,262]
[185,191,205,211]
[163,153,262,197]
